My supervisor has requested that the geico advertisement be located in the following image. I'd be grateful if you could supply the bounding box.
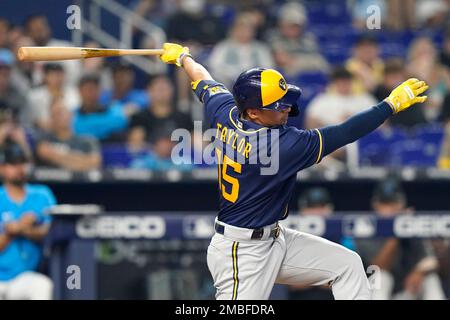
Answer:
[74,214,450,239]
[76,216,166,239]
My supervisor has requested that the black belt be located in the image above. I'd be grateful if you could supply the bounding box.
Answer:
[215,222,280,240]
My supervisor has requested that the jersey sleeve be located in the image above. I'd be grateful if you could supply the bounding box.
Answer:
[37,186,57,225]
[191,80,235,127]
[279,127,324,178]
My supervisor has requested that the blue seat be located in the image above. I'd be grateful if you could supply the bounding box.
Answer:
[101,144,148,168]
[391,139,440,167]
[358,127,408,166]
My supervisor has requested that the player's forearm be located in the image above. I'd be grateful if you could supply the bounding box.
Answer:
[371,238,399,271]
[181,56,213,82]
[0,233,13,252]
[319,101,393,157]
[21,224,50,242]
[54,152,101,171]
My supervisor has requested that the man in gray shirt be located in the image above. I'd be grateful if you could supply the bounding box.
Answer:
[35,97,101,172]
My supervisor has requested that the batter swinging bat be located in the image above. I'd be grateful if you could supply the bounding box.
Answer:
[17,46,165,62]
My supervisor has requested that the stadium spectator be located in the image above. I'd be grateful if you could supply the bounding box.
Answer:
[0,49,29,126]
[306,66,377,167]
[99,63,149,110]
[81,41,112,91]
[0,141,55,299]
[166,0,226,47]
[9,36,34,97]
[438,121,450,169]
[355,178,446,300]
[346,35,384,93]
[0,100,31,156]
[23,14,81,87]
[0,18,10,49]
[130,126,192,171]
[306,66,377,128]
[373,59,427,128]
[128,74,192,146]
[415,0,449,30]
[406,37,449,122]
[73,74,136,142]
[267,1,328,76]
[209,13,274,87]
[429,239,450,298]
[440,27,450,69]
[28,63,80,131]
[35,97,101,172]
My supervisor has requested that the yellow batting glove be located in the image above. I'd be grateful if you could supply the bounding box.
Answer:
[384,78,429,114]
[159,43,191,67]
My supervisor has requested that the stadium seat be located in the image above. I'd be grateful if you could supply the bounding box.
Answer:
[358,127,408,166]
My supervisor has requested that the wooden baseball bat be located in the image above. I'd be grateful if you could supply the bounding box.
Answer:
[17,46,165,62]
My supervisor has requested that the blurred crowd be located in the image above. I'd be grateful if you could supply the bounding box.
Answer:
[1,0,450,172]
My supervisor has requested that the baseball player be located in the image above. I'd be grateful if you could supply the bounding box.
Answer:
[0,141,56,299]
[159,43,428,300]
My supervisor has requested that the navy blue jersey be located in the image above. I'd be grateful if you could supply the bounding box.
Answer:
[193,80,324,228]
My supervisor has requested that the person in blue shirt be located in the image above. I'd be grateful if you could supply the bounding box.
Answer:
[99,63,149,109]
[159,43,428,300]
[73,74,136,142]
[0,141,56,299]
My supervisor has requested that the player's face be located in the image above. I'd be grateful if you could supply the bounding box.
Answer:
[250,108,291,127]
[372,201,405,217]
[0,163,29,187]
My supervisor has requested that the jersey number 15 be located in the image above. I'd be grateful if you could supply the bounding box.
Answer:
[215,148,241,203]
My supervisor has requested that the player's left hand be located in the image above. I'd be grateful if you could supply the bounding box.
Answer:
[385,78,429,114]
[159,43,190,67]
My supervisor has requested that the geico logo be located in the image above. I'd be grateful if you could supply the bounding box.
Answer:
[394,215,450,237]
[284,216,325,236]
[76,216,166,238]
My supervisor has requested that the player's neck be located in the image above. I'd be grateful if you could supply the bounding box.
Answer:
[242,113,265,127]
[5,183,26,203]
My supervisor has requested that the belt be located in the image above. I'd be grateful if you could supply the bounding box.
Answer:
[215,222,280,240]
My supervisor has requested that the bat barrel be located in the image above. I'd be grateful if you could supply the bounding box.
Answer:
[17,47,165,62]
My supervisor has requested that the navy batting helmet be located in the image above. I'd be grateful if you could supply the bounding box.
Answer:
[232,68,301,117]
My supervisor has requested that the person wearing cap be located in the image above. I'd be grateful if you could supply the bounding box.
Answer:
[0,49,29,126]
[266,1,328,75]
[355,178,445,300]
[346,35,384,94]
[28,63,80,131]
[0,141,56,299]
